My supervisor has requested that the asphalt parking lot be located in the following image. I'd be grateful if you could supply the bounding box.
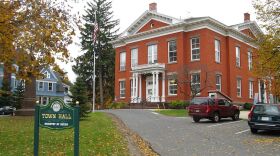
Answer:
[107,109,280,156]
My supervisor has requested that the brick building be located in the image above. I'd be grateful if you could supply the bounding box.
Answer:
[112,3,273,105]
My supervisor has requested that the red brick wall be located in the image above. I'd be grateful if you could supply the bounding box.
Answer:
[137,19,169,33]
[115,28,257,104]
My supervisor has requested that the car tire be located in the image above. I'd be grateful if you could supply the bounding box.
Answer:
[232,111,240,121]
[250,128,258,134]
[212,112,220,123]
[193,116,200,123]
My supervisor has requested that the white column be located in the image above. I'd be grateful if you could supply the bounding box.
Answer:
[161,72,165,102]
[258,80,261,102]
[156,72,159,102]
[135,73,138,102]
[132,74,135,102]
[152,72,155,102]
[139,74,142,103]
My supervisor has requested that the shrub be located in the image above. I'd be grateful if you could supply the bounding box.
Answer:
[243,103,253,110]
[109,102,127,109]
[168,100,189,109]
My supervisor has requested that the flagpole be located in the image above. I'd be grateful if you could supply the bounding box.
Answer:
[92,12,97,112]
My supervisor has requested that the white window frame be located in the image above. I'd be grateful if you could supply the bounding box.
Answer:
[216,74,222,91]
[48,82,53,91]
[120,52,126,71]
[168,79,178,96]
[119,80,126,98]
[148,44,158,64]
[249,81,253,99]
[215,40,220,63]
[168,40,177,63]
[236,46,241,67]
[14,79,17,88]
[191,73,201,94]
[44,71,50,79]
[191,37,200,61]
[38,82,44,91]
[248,51,252,71]
[131,48,138,68]
[237,78,242,97]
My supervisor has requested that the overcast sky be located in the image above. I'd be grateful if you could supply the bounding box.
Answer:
[64,0,257,82]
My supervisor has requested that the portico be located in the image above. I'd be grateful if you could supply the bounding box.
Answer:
[131,63,165,103]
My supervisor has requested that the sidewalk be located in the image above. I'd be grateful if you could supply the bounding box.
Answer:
[239,110,249,120]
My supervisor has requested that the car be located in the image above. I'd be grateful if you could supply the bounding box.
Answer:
[248,104,280,134]
[188,97,240,123]
[0,106,16,115]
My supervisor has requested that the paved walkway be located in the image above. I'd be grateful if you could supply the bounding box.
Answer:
[106,109,280,156]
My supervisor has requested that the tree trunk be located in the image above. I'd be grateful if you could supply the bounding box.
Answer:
[99,67,104,109]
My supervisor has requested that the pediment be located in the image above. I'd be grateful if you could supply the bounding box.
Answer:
[231,21,263,38]
[121,11,181,37]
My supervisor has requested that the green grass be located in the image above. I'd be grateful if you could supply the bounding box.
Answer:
[155,109,188,117]
[0,112,129,156]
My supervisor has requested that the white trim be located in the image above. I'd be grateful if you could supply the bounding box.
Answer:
[119,80,126,98]
[190,37,200,61]
[237,78,242,97]
[249,80,253,99]
[168,40,177,63]
[168,78,177,96]
[36,80,57,83]
[113,18,258,49]
[215,39,221,63]
[131,48,138,68]
[133,18,171,34]
[216,74,222,92]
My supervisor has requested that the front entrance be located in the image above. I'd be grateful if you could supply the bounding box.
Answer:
[146,77,153,102]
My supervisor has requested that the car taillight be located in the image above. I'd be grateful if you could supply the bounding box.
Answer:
[248,105,255,121]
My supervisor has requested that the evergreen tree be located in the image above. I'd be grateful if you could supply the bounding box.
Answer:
[69,77,90,118]
[13,81,25,109]
[73,0,119,108]
[0,79,13,107]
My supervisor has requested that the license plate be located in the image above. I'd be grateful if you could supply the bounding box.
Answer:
[195,110,200,112]
[261,117,270,121]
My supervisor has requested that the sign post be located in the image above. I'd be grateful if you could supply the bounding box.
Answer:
[34,98,80,156]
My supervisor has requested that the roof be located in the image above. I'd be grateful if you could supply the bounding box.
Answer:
[112,10,262,48]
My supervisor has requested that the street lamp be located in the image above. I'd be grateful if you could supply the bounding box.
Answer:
[36,100,39,105]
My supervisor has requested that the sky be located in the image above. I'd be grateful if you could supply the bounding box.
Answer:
[64,0,257,82]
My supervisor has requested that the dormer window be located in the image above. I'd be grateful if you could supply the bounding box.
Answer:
[44,71,50,79]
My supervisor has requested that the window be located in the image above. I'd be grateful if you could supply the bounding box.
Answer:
[215,40,220,63]
[120,52,126,71]
[44,71,50,79]
[191,73,200,94]
[131,48,138,68]
[249,81,253,99]
[237,78,242,97]
[216,75,222,91]
[248,51,252,71]
[42,97,48,105]
[168,79,177,95]
[38,82,44,90]
[48,82,53,91]
[119,81,125,98]
[236,46,240,67]
[218,99,225,106]
[191,37,200,61]
[168,40,177,63]
[14,79,17,88]
[130,79,136,97]
[148,44,157,64]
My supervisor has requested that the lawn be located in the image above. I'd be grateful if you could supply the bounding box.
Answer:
[0,112,129,156]
[155,109,188,117]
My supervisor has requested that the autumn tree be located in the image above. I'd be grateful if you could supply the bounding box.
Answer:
[0,0,78,109]
[73,0,119,108]
[253,0,280,96]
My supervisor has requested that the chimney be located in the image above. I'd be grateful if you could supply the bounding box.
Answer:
[244,13,250,22]
[149,3,157,12]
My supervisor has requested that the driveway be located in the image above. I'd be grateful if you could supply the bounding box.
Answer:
[106,109,280,156]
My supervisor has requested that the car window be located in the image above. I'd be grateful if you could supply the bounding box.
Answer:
[218,99,225,106]
[253,105,280,115]
[225,100,231,106]
[191,98,208,105]
[208,99,215,105]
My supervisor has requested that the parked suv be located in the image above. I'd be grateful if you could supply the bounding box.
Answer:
[188,97,240,123]
[0,106,16,115]
[248,104,280,134]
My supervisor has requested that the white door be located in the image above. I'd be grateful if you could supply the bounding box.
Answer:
[146,77,153,102]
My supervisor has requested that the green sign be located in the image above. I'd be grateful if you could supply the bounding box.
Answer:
[39,99,74,129]
[34,98,80,156]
